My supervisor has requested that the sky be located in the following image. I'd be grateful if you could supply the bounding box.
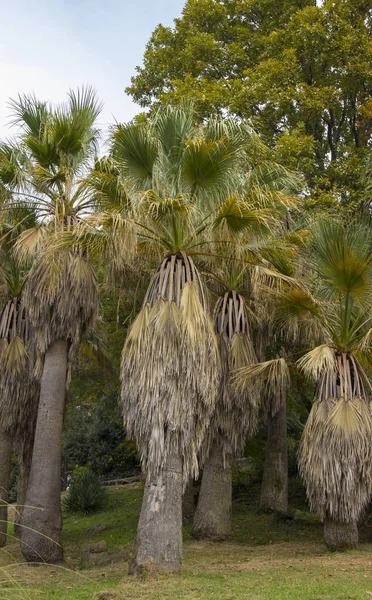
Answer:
[0,0,185,139]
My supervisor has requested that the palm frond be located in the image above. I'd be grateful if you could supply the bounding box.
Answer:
[233,357,290,417]
[275,287,325,344]
[311,219,372,301]
[297,345,336,380]
[14,225,48,263]
[182,137,241,201]
[213,195,275,236]
[112,122,157,190]
[8,93,49,136]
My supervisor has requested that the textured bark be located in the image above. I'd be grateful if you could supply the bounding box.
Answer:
[260,399,288,513]
[182,479,197,523]
[191,444,232,541]
[0,429,12,547]
[130,454,182,574]
[324,516,358,551]
[21,340,68,563]
[14,451,32,537]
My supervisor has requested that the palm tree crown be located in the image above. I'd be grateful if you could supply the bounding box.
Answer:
[2,87,103,360]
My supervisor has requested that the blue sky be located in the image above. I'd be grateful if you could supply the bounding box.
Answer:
[0,0,185,138]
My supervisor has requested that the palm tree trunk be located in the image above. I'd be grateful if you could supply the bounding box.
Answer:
[182,478,197,523]
[130,454,182,574]
[324,516,358,551]
[21,340,68,563]
[259,399,288,513]
[191,443,232,541]
[14,450,32,537]
[0,429,12,547]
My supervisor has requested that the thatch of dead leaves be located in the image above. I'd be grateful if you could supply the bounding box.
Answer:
[298,347,372,523]
[24,248,99,377]
[200,291,259,465]
[121,253,219,482]
[0,298,32,432]
[233,357,290,419]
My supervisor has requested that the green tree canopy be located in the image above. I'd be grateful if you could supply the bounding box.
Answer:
[127,0,372,211]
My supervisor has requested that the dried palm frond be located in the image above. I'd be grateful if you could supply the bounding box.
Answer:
[24,248,99,372]
[233,357,290,418]
[62,212,137,280]
[298,351,372,523]
[200,291,259,464]
[0,298,32,432]
[14,224,47,264]
[251,265,303,295]
[121,253,219,482]
[297,344,336,381]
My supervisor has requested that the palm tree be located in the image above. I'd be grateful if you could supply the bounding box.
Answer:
[235,219,372,551]
[115,105,251,572]
[2,88,103,562]
[191,152,302,535]
[191,273,258,541]
[0,208,34,547]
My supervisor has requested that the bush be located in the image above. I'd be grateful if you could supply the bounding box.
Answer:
[62,468,108,516]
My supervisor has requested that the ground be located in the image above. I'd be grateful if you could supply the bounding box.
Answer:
[1,481,372,600]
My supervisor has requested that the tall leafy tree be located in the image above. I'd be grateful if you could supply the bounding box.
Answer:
[1,88,103,562]
[127,0,372,211]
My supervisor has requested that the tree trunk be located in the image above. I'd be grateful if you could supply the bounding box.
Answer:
[14,451,32,537]
[260,399,288,513]
[324,516,358,552]
[182,479,197,523]
[191,444,232,541]
[129,454,182,574]
[0,429,12,547]
[21,340,68,563]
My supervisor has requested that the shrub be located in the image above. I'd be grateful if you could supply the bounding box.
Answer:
[63,468,108,516]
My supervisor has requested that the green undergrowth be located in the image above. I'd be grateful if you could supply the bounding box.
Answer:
[1,481,372,600]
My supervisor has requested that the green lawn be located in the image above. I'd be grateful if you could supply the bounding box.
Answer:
[1,482,372,600]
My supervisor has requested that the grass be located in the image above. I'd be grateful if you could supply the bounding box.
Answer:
[1,480,372,600]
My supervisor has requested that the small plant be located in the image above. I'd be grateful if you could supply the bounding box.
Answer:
[63,468,108,516]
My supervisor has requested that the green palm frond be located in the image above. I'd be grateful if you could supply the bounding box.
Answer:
[311,220,372,301]
[213,195,275,235]
[182,137,240,199]
[68,86,103,123]
[0,142,28,188]
[153,103,194,167]
[112,122,157,190]
[246,161,302,195]
[8,93,49,137]
[84,157,130,212]
[275,287,325,343]
[140,190,195,222]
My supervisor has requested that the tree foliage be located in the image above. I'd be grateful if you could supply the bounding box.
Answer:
[127,0,372,211]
